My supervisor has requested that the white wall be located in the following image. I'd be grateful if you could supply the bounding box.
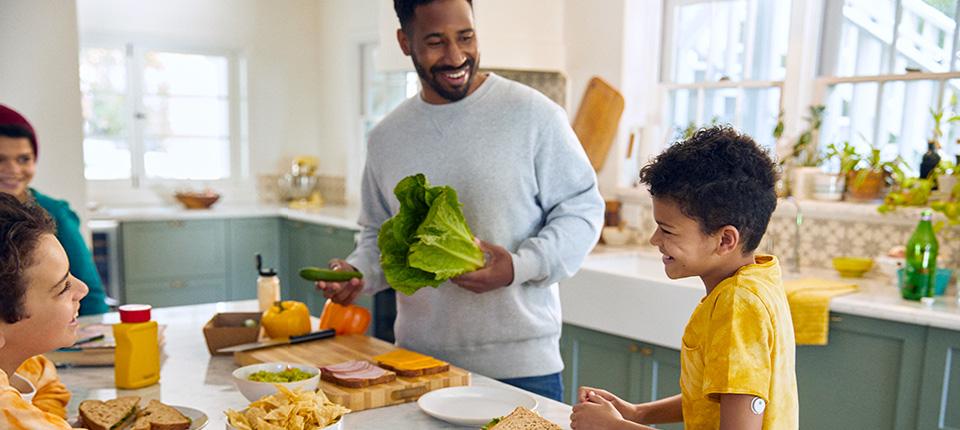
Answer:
[0,0,88,222]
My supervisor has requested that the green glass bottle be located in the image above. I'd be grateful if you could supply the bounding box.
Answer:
[902,210,938,301]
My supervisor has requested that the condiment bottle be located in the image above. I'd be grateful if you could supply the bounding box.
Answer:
[256,253,281,313]
[113,304,160,389]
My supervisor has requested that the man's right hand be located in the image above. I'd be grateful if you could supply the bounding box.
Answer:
[314,259,364,305]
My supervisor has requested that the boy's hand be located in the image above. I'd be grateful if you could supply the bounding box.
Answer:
[577,387,638,422]
[571,391,625,429]
[451,238,514,293]
[314,259,364,305]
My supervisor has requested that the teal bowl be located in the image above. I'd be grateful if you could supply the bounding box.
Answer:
[896,268,953,296]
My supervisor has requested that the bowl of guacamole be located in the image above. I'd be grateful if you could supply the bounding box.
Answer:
[232,362,321,401]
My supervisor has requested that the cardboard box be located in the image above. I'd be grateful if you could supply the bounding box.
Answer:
[203,312,261,355]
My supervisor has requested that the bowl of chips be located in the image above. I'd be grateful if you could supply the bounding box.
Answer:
[226,385,349,430]
[232,362,321,402]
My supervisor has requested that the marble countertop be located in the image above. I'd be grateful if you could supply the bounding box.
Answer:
[59,301,572,430]
[90,205,362,230]
[563,246,960,349]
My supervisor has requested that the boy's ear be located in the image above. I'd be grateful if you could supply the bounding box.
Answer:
[715,225,741,256]
[0,329,6,350]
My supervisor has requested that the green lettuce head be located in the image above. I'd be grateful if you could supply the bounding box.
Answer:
[378,174,485,295]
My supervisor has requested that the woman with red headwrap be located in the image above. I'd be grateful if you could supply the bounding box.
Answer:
[0,104,108,315]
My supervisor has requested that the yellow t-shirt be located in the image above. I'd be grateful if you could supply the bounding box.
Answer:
[680,255,798,430]
[1,356,74,430]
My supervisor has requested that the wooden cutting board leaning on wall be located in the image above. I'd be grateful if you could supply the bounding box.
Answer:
[234,334,470,411]
[572,76,625,172]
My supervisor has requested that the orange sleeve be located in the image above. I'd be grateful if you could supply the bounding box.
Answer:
[16,356,70,419]
[0,387,75,430]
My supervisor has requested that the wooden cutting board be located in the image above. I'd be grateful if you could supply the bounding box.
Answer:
[572,76,625,172]
[234,334,470,411]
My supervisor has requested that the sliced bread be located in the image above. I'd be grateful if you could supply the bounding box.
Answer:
[78,396,140,430]
[489,406,562,430]
[130,399,191,430]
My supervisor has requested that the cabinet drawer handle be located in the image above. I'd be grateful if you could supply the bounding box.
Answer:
[639,347,653,356]
[830,316,843,323]
[166,220,185,228]
[629,343,639,353]
[169,281,186,289]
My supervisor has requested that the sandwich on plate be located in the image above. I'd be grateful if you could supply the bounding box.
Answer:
[481,406,562,430]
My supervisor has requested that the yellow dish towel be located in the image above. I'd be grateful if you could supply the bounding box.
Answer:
[783,278,858,346]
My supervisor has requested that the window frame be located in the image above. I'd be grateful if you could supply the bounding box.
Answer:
[79,38,244,187]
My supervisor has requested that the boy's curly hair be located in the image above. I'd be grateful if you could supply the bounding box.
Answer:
[0,193,56,323]
[394,0,473,34]
[639,126,778,252]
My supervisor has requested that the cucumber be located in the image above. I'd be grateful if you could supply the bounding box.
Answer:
[299,267,363,282]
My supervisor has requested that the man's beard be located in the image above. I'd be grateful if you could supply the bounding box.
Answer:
[412,55,478,102]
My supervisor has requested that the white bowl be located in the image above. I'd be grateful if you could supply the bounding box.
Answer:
[231,362,320,402]
[226,416,342,430]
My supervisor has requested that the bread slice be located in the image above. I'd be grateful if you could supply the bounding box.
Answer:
[378,361,450,377]
[489,407,562,430]
[321,367,397,388]
[129,399,191,430]
[78,396,140,430]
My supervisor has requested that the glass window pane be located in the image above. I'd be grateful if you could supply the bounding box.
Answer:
[895,0,957,73]
[703,87,739,126]
[143,51,228,96]
[941,78,960,158]
[143,96,229,137]
[878,80,940,170]
[740,87,781,150]
[669,0,790,83]
[667,88,698,140]
[83,138,131,180]
[821,82,880,155]
[144,138,230,180]
[831,0,897,76]
[81,93,128,138]
[79,48,126,93]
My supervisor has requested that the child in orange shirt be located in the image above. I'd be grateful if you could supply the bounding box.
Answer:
[570,126,798,429]
[0,193,89,429]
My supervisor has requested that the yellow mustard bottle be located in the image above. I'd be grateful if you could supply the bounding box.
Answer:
[113,304,160,389]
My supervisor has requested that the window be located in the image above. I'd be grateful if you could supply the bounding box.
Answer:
[360,43,419,139]
[79,44,238,183]
[817,0,960,172]
[661,0,792,150]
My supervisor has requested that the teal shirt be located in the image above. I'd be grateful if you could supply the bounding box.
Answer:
[30,189,109,315]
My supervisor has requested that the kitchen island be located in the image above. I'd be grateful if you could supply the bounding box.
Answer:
[60,301,573,429]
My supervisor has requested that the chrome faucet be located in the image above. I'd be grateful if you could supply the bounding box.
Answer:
[781,197,803,273]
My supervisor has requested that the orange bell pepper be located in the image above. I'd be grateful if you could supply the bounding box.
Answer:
[319,299,371,335]
[261,300,311,338]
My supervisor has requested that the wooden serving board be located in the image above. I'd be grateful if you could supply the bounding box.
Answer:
[234,334,470,411]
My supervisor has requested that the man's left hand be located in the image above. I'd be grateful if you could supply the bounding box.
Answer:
[451,238,514,293]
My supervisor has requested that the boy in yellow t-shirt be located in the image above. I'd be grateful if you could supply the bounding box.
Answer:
[570,126,798,430]
[0,193,89,429]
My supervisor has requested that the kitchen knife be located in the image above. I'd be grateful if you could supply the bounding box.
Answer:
[217,328,336,353]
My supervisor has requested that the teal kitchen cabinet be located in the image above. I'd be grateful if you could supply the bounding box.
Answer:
[560,324,682,429]
[121,220,228,307]
[796,313,926,430]
[282,220,367,317]
[226,218,282,300]
[917,327,960,430]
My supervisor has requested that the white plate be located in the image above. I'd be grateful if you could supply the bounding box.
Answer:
[417,386,538,426]
[174,405,209,430]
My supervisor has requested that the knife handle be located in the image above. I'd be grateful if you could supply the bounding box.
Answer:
[290,329,335,344]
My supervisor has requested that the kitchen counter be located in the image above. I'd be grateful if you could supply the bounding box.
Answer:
[561,246,960,350]
[60,301,572,429]
[90,205,362,230]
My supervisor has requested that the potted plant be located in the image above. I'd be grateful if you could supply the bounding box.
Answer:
[846,148,905,202]
[813,141,857,201]
[777,105,826,199]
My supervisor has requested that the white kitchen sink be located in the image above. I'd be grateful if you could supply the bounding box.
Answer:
[560,250,705,350]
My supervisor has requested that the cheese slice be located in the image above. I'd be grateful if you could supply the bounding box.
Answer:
[373,349,447,370]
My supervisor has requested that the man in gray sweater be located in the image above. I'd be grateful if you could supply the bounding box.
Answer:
[316,0,604,401]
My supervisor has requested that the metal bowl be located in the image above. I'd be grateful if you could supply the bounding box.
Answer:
[278,174,318,200]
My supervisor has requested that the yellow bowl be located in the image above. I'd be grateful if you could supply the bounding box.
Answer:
[832,257,874,278]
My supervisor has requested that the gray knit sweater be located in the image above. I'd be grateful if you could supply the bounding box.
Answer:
[347,73,604,379]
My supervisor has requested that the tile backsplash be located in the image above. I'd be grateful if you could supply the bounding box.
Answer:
[485,68,566,107]
[622,195,960,271]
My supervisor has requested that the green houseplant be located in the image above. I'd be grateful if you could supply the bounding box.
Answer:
[776,105,827,198]
[847,148,905,202]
